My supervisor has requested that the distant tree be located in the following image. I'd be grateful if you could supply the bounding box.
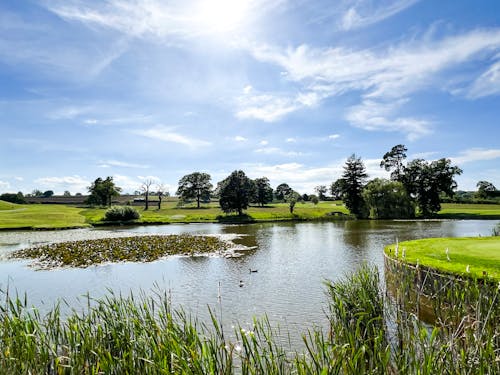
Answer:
[380,144,408,181]
[218,170,255,215]
[140,179,154,210]
[42,190,54,198]
[75,192,83,196]
[315,185,328,201]
[476,180,497,199]
[341,154,369,219]
[87,177,121,207]
[0,192,26,204]
[330,179,346,201]
[156,184,170,210]
[309,194,319,205]
[63,191,71,197]
[176,172,213,208]
[302,193,310,202]
[401,158,462,216]
[362,179,415,219]
[253,177,274,206]
[285,191,302,213]
[275,183,292,201]
[32,189,43,197]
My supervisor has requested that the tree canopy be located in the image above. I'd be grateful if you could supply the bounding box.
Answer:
[340,154,369,219]
[253,177,273,206]
[87,177,121,207]
[362,179,415,219]
[176,172,213,208]
[275,183,292,201]
[218,170,255,215]
[380,144,407,181]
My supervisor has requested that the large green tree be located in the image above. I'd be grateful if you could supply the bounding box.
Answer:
[362,179,415,219]
[340,154,369,219]
[476,180,497,199]
[176,172,213,208]
[275,183,292,201]
[401,158,462,216]
[285,191,302,213]
[380,144,408,181]
[87,177,121,207]
[218,170,255,215]
[253,177,273,206]
[314,185,328,201]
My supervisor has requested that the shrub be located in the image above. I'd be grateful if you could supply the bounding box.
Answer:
[104,206,140,221]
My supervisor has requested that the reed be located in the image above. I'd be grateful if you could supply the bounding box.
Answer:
[0,265,498,374]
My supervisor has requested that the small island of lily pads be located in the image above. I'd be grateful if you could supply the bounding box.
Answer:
[10,234,230,269]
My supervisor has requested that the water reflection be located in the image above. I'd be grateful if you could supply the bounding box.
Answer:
[0,219,498,347]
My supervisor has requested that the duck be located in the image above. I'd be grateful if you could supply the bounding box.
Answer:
[249,268,258,273]
[239,280,244,287]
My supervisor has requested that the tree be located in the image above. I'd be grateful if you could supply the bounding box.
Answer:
[285,191,301,213]
[32,189,43,197]
[330,179,346,201]
[476,181,497,199]
[341,154,369,219]
[380,144,408,181]
[275,183,292,201]
[156,184,169,210]
[63,191,71,197]
[401,158,462,216]
[302,193,310,202]
[176,172,213,208]
[87,177,121,207]
[314,185,328,201]
[218,170,255,215]
[309,194,319,205]
[140,179,154,210]
[0,192,26,204]
[42,190,54,198]
[362,179,415,219]
[253,177,273,206]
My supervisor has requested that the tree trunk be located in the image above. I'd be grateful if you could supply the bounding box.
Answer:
[158,196,162,210]
[197,194,200,208]
[145,192,149,210]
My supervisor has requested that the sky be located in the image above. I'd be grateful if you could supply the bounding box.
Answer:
[1,0,499,195]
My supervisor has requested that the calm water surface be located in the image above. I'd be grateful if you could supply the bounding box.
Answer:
[0,220,498,344]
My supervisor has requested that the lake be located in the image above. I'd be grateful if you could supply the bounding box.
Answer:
[0,219,498,346]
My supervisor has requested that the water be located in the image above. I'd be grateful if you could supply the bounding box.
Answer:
[0,220,498,345]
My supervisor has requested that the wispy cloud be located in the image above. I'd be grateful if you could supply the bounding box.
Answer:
[48,106,92,120]
[0,180,10,190]
[98,160,150,169]
[467,60,500,98]
[132,125,211,148]
[244,28,500,138]
[234,136,247,142]
[34,175,90,193]
[255,147,303,157]
[451,148,500,165]
[340,0,420,31]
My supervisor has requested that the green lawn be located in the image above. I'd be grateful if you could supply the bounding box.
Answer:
[438,203,500,219]
[0,202,89,229]
[385,237,500,281]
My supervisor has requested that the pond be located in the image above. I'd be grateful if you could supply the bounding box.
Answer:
[0,220,498,346]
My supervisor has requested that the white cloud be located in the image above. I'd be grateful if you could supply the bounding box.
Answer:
[328,134,340,140]
[48,106,92,120]
[98,160,150,169]
[286,137,297,143]
[346,99,432,140]
[234,136,247,142]
[259,140,269,146]
[0,180,10,190]
[451,148,500,165]
[245,28,500,136]
[132,125,211,148]
[243,85,253,94]
[467,60,500,98]
[340,0,420,31]
[34,175,90,194]
[255,147,303,157]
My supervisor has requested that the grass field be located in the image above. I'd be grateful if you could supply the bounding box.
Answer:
[0,203,89,229]
[385,236,500,281]
[1,200,500,230]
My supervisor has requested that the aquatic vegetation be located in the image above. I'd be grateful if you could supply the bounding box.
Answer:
[0,266,498,374]
[10,234,230,268]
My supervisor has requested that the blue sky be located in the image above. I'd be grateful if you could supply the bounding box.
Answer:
[1,0,499,195]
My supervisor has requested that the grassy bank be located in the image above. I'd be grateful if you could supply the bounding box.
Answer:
[0,202,89,229]
[385,236,500,281]
[1,265,498,374]
[438,203,500,219]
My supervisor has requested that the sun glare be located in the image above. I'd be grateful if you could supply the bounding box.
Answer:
[193,0,252,34]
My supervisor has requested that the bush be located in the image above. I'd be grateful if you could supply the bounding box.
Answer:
[104,206,140,221]
[0,192,26,204]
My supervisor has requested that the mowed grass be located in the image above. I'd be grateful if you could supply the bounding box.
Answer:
[385,236,500,281]
[438,203,500,219]
[81,200,350,225]
[0,201,89,229]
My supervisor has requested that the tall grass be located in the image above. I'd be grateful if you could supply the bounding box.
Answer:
[1,265,498,374]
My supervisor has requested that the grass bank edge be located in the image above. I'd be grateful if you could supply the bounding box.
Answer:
[384,236,500,281]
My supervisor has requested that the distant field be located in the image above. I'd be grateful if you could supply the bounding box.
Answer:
[1,200,500,230]
[438,203,500,219]
[0,202,89,229]
[385,237,500,281]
